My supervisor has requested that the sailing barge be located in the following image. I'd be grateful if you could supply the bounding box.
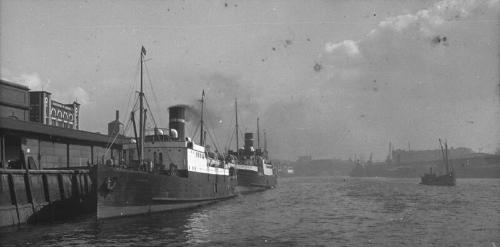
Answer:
[420,139,456,186]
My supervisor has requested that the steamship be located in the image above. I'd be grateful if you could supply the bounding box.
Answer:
[97,47,237,219]
[233,133,277,193]
[230,102,277,194]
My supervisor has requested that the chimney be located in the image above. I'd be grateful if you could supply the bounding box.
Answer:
[168,106,186,141]
[116,110,119,121]
[244,132,254,151]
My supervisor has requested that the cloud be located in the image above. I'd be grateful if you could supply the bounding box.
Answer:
[376,0,490,36]
[329,0,497,59]
[323,0,499,73]
[12,73,50,90]
[324,40,360,57]
[72,86,91,105]
[317,0,500,156]
[0,70,53,91]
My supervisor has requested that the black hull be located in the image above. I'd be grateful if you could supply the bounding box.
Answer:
[97,165,237,219]
[420,172,456,186]
[236,169,277,194]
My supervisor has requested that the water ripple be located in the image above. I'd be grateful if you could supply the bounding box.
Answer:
[1,177,499,246]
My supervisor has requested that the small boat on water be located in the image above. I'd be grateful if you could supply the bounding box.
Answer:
[420,139,456,186]
[97,47,238,219]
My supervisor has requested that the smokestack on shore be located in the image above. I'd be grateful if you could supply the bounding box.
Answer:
[169,106,186,141]
[108,110,124,137]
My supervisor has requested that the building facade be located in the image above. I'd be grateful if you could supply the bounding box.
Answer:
[29,91,80,129]
[0,79,30,121]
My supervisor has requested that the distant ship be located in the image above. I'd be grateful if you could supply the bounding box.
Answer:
[420,139,456,186]
[229,101,277,194]
[97,47,237,219]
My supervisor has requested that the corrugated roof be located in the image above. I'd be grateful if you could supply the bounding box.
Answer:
[0,117,126,146]
[0,79,29,90]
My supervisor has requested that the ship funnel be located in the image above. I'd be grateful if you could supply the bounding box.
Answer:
[244,132,254,151]
[168,106,186,141]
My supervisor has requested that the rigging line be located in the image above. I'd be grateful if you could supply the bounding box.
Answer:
[117,57,141,138]
[206,126,221,152]
[104,117,135,158]
[225,117,236,151]
[123,94,139,135]
[191,124,200,141]
[203,111,223,153]
[190,114,201,142]
[121,57,142,124]
[104,93,139,155]
[120,95,139,138]
[222,118,235,152]
[105,110,135,154]
[225,127,235,152]
[125,93,140,136]
[203,106,222,152]
[144,61,163,126]
[144,96,158,128]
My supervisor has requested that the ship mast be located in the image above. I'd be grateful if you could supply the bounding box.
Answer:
[235,98,239,154]
[264,130,268,159]
[200,90,205,146]
[445,141,449,173]
[139,46,146,165]
[257,118,260,150]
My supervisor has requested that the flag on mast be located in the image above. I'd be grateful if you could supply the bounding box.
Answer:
[141,46,147,55]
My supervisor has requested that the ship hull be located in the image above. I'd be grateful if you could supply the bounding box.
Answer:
[420,173,456,186]
[97,165,237,219]
[235,169,277,194]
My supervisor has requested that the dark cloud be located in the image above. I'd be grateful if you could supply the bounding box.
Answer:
[313,62,322,72]
[431,35,449,46]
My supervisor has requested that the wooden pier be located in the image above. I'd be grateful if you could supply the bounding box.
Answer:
[0,168,96,227]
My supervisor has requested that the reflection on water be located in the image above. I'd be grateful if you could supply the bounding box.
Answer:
[184,211,211,245]
[1,177,500,246]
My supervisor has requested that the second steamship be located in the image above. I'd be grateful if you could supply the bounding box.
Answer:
[229,102,277,194]
[233,132,277,193]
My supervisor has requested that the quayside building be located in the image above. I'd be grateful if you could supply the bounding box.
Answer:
[0,79,122,227]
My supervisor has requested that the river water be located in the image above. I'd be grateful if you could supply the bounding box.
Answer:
[1,176,499,246]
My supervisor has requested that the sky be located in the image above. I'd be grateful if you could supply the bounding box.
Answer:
[1,0,499,161]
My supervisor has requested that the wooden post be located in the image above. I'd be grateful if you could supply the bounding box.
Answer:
[8,174,21,225]
[1,135,5,168]
[66,143,70,168]
[90,145,94,166]
[37,136,41,169]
